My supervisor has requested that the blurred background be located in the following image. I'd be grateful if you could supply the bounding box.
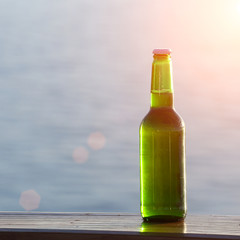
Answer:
[0,0,240,214]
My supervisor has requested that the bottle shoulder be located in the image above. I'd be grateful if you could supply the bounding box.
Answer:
[140,107,184,130]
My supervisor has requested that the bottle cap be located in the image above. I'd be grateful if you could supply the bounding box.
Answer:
[153,49,171,55]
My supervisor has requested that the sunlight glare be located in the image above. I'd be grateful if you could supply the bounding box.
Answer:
[237,2,240,14]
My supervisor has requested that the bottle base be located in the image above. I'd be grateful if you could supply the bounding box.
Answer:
[142,215,185,223]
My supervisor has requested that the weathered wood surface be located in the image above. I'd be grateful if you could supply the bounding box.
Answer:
[0,212,240,240]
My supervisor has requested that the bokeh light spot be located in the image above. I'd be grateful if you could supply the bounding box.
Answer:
[72,146,89,164]
[87,131,106,150]
[19,189,41,211]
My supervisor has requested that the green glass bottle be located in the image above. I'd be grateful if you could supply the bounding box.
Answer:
[139,49,186,222]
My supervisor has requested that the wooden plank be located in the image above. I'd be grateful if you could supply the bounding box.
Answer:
[0,213,240,240]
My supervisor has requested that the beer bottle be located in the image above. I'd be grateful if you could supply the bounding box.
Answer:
[139,49,186,222]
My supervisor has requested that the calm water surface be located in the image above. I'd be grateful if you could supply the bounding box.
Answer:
[0,0,240,214]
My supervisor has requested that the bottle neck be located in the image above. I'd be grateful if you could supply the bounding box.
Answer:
[150,54,174,108]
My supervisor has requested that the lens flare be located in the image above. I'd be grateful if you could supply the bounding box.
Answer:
[87,131,106,150]
[19,189,41,211]
[72,146,89,164]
